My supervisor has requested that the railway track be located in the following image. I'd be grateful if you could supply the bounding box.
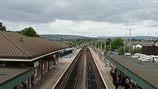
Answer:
[55,46,106,89]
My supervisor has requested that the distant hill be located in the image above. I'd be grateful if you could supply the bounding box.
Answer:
[97,36,158,40]
[40,34,158,40]
[40,34,91,40]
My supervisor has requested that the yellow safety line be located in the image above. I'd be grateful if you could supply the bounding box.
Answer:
[92,49,115,89]
[97,59,115,89]
[45,57,73,89]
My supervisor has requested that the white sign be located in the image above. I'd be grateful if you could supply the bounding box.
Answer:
[34,61,39,67]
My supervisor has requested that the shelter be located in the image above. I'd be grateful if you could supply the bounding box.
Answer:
[0,31,67,89]
[105,54,158,89]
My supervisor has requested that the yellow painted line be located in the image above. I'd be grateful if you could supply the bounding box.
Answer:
[96,58,115,89]
[45,55,75,89]
[91,49,115,89]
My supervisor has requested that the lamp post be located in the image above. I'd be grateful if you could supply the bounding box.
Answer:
[110,41,112,51]
[124,41,126,54]
[104,40,106,52]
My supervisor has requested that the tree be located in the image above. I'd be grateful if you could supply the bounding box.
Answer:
[106,38,111,45]
[131,48,142,54]
[111,37,124,51]
[0,22,6,31]
[116,45,129,55]
[19,27,39,37]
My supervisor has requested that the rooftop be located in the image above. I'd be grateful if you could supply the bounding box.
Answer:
[0,67,32,85]
[106,54,158,88]
[0,31,67,59]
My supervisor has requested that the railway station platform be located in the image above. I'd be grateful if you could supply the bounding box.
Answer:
[90,47,158,89]
[105,53,158,89]
[89,47,116,89]
[31,47,116,89]
[31,48,81,89]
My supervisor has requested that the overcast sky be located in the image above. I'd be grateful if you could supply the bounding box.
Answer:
[0,0,158,37]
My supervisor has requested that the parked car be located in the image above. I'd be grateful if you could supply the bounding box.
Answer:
[124,53,131,56]
[132,55,139,59]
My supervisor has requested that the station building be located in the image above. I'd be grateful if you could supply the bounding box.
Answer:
[0,31,67,89]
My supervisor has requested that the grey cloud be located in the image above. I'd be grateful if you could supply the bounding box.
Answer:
[0,0,158,25]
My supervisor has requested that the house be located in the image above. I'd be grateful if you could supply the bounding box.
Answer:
[133,44,142,49]
[142,40,158,55]
[0,31,67,89]
[127,40,154,49]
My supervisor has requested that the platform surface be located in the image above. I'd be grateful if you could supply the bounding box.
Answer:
[31,48,80,89]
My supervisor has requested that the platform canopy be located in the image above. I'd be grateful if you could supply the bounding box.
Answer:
[105,54,158,89]
[0,67,34,89]
[0,31,67,61]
